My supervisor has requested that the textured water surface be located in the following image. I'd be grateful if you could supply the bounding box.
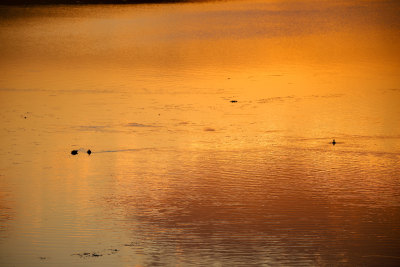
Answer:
[0,0,400,266]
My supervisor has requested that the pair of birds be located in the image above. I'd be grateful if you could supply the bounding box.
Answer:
[71,149,91,155]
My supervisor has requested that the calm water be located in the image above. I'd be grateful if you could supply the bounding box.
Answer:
[1,0,400,266]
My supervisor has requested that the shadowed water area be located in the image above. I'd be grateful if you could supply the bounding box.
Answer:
[0,0,400,266]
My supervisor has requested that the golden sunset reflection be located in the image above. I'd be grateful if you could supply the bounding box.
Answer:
[1,0,400,266]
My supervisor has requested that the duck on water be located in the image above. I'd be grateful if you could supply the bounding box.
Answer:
[71,149,92,155]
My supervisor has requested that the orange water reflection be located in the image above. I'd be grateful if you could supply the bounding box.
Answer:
[0,0,400,266]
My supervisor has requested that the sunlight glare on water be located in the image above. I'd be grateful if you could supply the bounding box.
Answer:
[0,0,400,266]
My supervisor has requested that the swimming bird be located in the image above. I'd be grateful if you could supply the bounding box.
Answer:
[230,100,238,103]
[87,149,91,155]
[71,150,78,155]
[332,139,336,145]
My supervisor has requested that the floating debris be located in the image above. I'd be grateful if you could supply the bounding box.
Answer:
[72,252,102,258]
[72,248,119,258]
[21,112,30,119]
[71,150,78,155]
[107,249,119,255]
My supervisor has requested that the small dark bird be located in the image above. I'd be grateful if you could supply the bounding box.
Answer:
[332,139,336,145]
[71,150,78,155]
[87,149,91,155]
[230,100,238,103]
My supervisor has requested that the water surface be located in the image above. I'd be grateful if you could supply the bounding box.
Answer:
[1,0,400,266]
